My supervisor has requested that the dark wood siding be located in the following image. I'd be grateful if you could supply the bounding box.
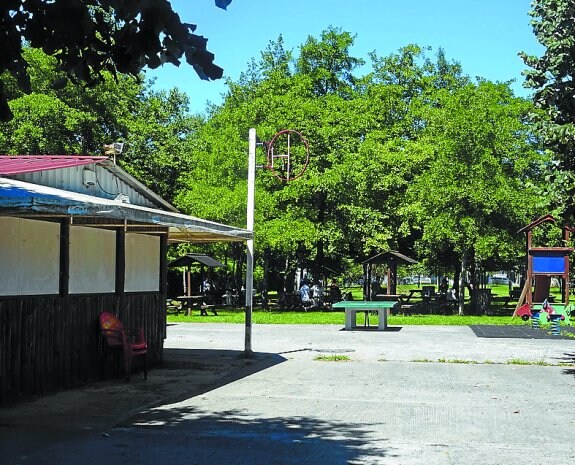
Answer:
[0,293,165,405]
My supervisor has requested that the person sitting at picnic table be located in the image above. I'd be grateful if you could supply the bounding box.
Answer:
[447,287,458,302]
[439,277,448,294]
[329,279,342,303]
[202,278,211,293]
[311,280,324,307]
[299,281,312,308]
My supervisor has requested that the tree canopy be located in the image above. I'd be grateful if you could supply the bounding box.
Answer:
[0,47,196,204]
[520,0,575,223]
[0,20,553,307]
[174,31,550,294]
[0,0,232,122]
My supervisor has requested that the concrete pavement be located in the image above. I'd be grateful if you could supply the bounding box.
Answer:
[1,323,574,464]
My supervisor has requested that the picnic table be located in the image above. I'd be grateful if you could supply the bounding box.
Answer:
[403,289,423,303]
[177,295,218,316]
[374,294,403,302]
[332,300,399,330]
[401,286,438,302]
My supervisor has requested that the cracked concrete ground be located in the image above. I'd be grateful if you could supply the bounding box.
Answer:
[1,323,574,464]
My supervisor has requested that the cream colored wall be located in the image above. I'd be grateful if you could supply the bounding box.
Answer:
[0,217,60,295]
[1,219,160,296]
[125,233,160,292]
[69,226,116,294]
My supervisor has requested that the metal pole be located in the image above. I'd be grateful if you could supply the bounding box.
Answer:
[244,128,256,355]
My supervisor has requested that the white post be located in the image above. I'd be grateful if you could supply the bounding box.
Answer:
[245,128,256,355]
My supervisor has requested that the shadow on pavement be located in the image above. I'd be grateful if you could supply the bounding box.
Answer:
[158,348,287,402]
[559,351,575,378]
[48,406,394,465]
[0,348,287,465]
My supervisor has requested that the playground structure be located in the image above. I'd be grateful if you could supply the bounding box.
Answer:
[513,215,573,327]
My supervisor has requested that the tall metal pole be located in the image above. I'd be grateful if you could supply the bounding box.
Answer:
[244,128,256,355]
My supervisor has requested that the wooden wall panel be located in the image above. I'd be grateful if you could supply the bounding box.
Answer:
[0,293,166,404]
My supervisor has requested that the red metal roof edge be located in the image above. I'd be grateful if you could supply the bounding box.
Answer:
[0,155,109,175]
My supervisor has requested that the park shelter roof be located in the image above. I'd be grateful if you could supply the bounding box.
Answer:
[0,156,108,175]
[362,250,418,266]
[169,253,226,268]
[0,177,251,243]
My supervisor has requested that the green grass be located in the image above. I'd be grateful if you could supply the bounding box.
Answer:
[507,358,551,366]
[314,354,351,362]
[410,358,572,366]
[167,310,525,326]
[437,358,479,364]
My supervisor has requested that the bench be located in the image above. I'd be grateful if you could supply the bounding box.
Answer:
[200,304,218,316]
[166,299,182,315]
[500,288,524,307]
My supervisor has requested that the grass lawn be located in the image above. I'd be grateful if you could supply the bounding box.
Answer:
[167,310,525,326]
[167,283,567,326]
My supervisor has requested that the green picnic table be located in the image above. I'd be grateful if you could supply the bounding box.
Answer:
[332,300,399,330]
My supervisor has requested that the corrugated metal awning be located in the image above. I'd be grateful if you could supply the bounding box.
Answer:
[0,156,108,175]
[0,177,251,243]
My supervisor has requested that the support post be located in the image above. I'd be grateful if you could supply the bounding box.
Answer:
[59,219,70,297]
[245,128,256,356]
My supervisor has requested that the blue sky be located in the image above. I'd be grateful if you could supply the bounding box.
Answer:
[146,0,543,114]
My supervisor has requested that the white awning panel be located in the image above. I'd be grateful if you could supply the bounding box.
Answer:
[0,177,251,243]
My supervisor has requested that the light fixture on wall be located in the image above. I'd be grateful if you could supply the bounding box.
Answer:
[82,168,96,187]
[103,142,125,165]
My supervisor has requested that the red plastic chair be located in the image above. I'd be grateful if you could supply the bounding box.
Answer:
[99,312,147,380]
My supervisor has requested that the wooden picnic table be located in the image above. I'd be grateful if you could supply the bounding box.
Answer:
[403,289,423,303]
[374,294,403,301]
[177,295,218,316]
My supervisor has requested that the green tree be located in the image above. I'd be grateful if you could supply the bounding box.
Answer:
[296,26,364,97]
[176,32,550,301]
[121,87,201,203]
[0,0,232,121]
[0,49,141,154]
[343,46,471,254]
[176,30,367,287]
[0,48,197,205]
[520,0,575,222]
[404,81,549,312]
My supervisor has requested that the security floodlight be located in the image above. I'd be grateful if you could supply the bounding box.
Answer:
[103,142,125,165]
[113,142,124,154]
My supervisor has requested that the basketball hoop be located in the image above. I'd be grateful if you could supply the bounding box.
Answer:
[266,129,309,181]
[244,127,309,354]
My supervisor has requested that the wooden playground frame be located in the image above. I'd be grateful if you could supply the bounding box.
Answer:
[514,214,574,316]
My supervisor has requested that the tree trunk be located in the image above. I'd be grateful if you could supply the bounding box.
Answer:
[453,267,461,297]
[314,193,327,282]
[316,238,325,281]
[458,251,467,315]
[283,256,290,292]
